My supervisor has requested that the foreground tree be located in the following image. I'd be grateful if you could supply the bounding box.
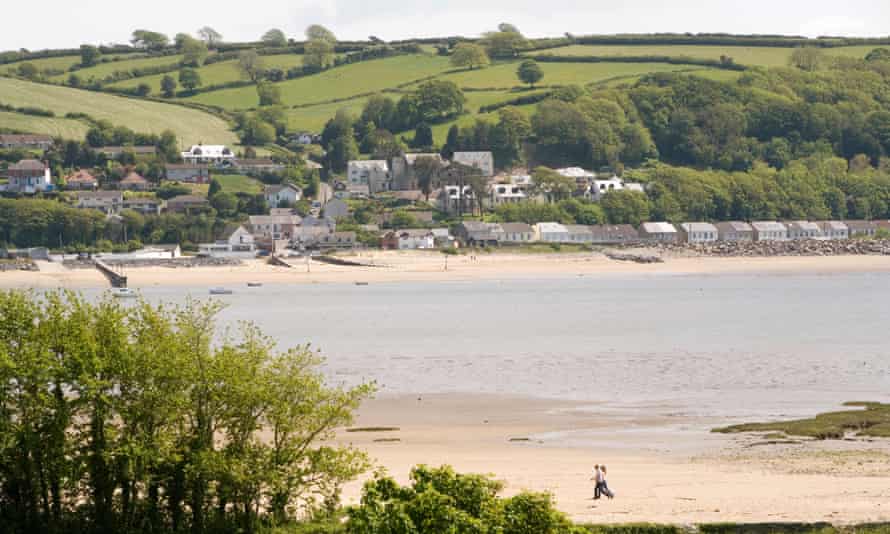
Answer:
[450,42,490,70]
[0,292,373,534]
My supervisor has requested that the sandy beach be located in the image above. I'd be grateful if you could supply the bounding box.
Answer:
[338,394,890,524]
[4,250,890,289]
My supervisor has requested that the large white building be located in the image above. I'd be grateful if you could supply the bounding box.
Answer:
[181,144,235,165]
[348,160,390,194]
[3,160,52,193]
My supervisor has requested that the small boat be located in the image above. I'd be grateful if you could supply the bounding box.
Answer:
[110,287,137,298]
[247,282,263,288]
[354,282,369,286]
[209,288,234,295]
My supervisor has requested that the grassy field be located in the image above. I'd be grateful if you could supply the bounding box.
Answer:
[528,44,877,67]
[284,97,370,133]
[0,111,90,139]
[3,55,84,75]
[188,54,453,110]
[0,77,237,146]
[50,54,185,83]
[213,173,263,194]
[109,54,308,94]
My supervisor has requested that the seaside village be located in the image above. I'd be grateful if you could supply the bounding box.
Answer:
[2,133,889,263]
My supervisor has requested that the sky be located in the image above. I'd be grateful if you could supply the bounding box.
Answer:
[3,0,889,51]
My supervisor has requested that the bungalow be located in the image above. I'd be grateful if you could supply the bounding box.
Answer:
[844,220,877,238]
[391,153,446,190]
[499,223,534,244]
[535,222,570,243]
[639,222,679,243]
[3,160,52,193]
[751,221,789,242]
[76,191,123,214]
[181,144,235,165]
[166,195,209,214]
[119,172,150,191]
[589,177,645,201]
[679,222,719,244]
[249,214,303,240]
[65,169,99,190]
[715,221,754,242]
[564,225,594,243]
[96,146,157,159]
[452,151,494,177]
[234,158,285,175]
[323,199,350,220]
[348,160,390,194]
[198,225,257,257]
[264,184,302,208]
[122,198,163,216]
[785,221,822,240]
[455,221,503,246]
[817,221,849,240]
[165,163,210,183]
[589,224,639,244]
[0,134,53,150]
[381,229,436,250]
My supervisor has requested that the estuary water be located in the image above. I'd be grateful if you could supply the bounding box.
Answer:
[105,271,890,422]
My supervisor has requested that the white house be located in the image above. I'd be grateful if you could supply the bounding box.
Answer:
[751,221,789,242]
[535,222,570,243]
[452,151,494,177]
[348,160,390,194]
[3,160,52,193]
[639,222,679,242]
[785,221,822,240]
[248,214,302,240]
[817,221,849,240]
[264,184,302,208]
[499,223,534,244]
[487,182,528,207]
[76,191,123,214]
[680,222,719,244]
[199,225,257,258]
[589,176,645,201]
[181,144,235,165]
[382,229,436,250]
[438,185,475,214]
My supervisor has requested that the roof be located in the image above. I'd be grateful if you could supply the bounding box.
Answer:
[751,221,787,231]
[405,153,445,164]
[641,222,677,233]
[76,191,121,200]
[715,221,753,232]
[349,160,389,171]
[183,144,233,158]
[589,224,639,239]
[460,221,502,232]
[500,223,533,233]
[167,195,208,204]
[397,229,435,238]
[786,221,821,232]
[120,172,148,184]
[536,222,569,233]
[431,228,451,237]
[9,159,47,171]
[165,163,209,170]
[817,221,848,231]
[680,222,718,233]
[305,160,323,170]
[248,214,302,226]
[66,170,97,183]
[844,220,877,230]
[97,145,156,154]
[565,225,594,235]
[453,151,493,168]
[264,184,302,195]
[555,167,595,178]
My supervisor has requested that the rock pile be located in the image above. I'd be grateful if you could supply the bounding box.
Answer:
[664,239,890,257]
[605,252,664,264]
[0,260,38,272]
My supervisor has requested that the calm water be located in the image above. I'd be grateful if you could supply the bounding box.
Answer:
[96,272,890,421]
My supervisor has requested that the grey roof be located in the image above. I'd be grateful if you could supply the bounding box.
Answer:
[565,225,594,235]
[589,224,639,240]
[640,222,677,233]
[500,223,533,233]
[844,220,877,230]
[751,221,787,231]
[264,184,301,195]
[715,221,753,232]
[680,222,718,233]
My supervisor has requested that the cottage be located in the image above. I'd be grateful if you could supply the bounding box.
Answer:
[0,134,53,150]
[119,172,150,191]
[235,158,285,175]
[181,144,235,165]
[844,220,877,238]
[499,223,534,244]
[76,191,123,214]
[165,164,210,183]
[785,221,822,240]
[679,222,719,244]
[535,222,570,243]
[97,146,156,159]
[199,225,256,257]
[3,160,52,193]
[65,169,99,190]
[817,221,849,240]
[348,160,390,194]
[589,224,639,243]
[323,199,350,220]
[639,222,679,243]
[166,195,209,213]
[381,229,436,250]
[751,221,789,242]
[248,214,302,240]
[715,221,754,242]
[452,152,494,177]
[391,153,446,190]
[263,184,302,208]
[455,221,503,246]
[122,198,163,216]
[564,225,594,243]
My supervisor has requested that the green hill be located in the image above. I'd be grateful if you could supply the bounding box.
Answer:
[0,77,236,145]
[0,110,90,139]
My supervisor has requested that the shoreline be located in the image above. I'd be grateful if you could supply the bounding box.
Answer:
[3,251,890,289]
[337,393,890,525]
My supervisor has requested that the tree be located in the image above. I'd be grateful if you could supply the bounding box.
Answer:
[181,36,209,67]
[492,106,531,168]
[498,22,521,34]
[135,82,151,97]
[262,28,288,47]
[197,26,222,48]
[481,28,527,59]
[412,123,434,148]
[450,43,490,70]
[327,131,359,173]
[306,24,337,43]
[210,191,238,217]
[237,49,265,82]
[532,166,575,201]
[517,59,544,88]
[865,48,890,62]
[80,44,100,67]
[240,117,276,145]
[601,189,651,225]
[130,29,169,50]
[414,155,444,200]
[178,68,202,92]
[304,38,335,72]
[16,62,38,80]
[361,129,404,160]
[160,75,177,97]
[790,46,824,72]
[414,80,465,122]
[256,82,282,106]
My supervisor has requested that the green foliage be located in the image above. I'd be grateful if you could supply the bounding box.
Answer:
[0,292,374,534]
[304,25,337,72]
[240,117,277,145]
[130,29,169,50]
[600,189,651,226]
[481,29,528,59]
[178,67,202,91]
[238,49,265,82]
[713,402,890,440]
[789,46,824,71]
[258,82,284,106]
[160,74,177,97]
[451,43,490,70]
[517,59,544,87]
[180,35,209,67]
[263,29,289,47]
[79,44,100,67]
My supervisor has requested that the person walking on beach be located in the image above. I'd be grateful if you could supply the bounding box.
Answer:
[599,465,614,499]
[591,464,603,499]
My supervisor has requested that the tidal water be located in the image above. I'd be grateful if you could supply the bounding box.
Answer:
[93,271,890,422]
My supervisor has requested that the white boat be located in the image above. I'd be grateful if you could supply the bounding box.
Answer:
[110,287,137,298]
[209,288,234,295]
